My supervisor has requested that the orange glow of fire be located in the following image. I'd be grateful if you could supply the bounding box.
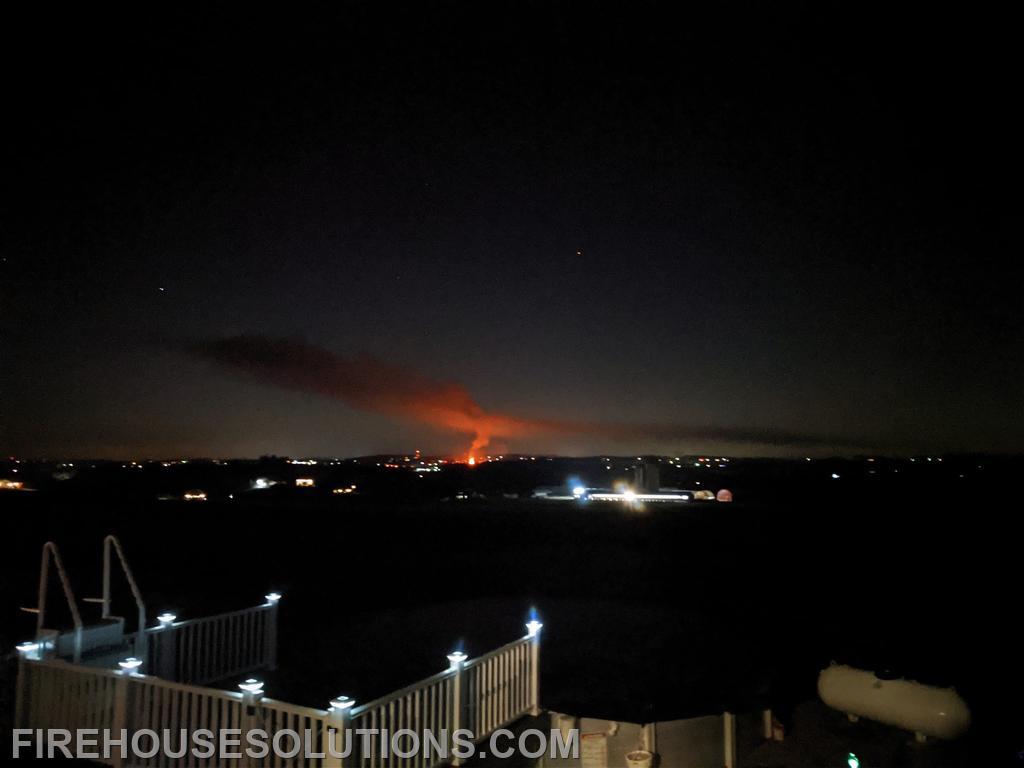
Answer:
[467,456,476,466]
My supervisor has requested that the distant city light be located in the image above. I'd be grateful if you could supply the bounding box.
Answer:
[295,478,314,487]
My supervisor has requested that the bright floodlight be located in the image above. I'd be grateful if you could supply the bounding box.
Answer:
[622,489,637,503]
[572,485,586,497]
[831,473,840,479]
[238,679,264,694]
[329,695,355,710]
[526,619,543,638]
[118,657,143,674]
[157,612,176,625]
[447,650,468,669]
[265,592,282,604]
[16,641,39,657]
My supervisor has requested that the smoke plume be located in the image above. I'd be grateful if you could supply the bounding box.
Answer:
[188,335,879,456]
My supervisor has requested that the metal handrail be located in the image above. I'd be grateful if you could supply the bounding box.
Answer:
[36,542,83,663]
[102,535,147,658]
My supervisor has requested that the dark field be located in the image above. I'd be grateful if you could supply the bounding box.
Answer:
[1,462,1021,764]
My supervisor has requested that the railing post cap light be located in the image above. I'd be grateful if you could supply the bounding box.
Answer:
[329,695,355,711]
[157,612,177,625]
[265,592,282,604]
[16,640,40,658]
[238,678,265,694]
[447,650,468,669]
[526,619,543,637]
[118,657,143,674]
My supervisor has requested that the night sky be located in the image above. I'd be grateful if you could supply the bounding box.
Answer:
[3,6,1019,459]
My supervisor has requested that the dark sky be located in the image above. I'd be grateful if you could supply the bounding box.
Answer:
[3,5,1020,459]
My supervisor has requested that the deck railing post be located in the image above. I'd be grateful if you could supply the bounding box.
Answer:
[723,711,736,768]
[13,656,27,730]
[239,680,265,768]
[155,626,177,680]
[111,674,129,768]
[527,619,543,716]
[447,651,467,766]
[324,697,354,768]
[264,593,280,671]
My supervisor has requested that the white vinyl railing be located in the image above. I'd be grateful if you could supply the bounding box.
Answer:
[16,659,334,768]
[17,657,119,735]
[15,620,540,768]
[346,633,539,768]
[462,636,534,738]
[136,602,277,685]
[348,670,455,768]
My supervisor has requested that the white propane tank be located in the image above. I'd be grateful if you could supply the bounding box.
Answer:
[550,712,577,745]
[818,664,970,740]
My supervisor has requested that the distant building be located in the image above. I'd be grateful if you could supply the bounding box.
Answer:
[634,461,660,493]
